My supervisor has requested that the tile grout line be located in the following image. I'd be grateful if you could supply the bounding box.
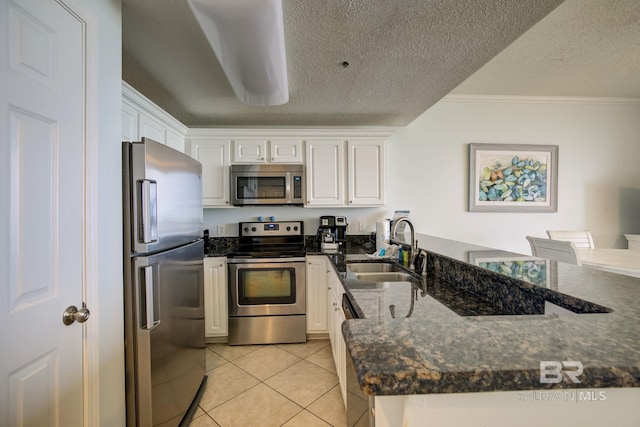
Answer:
[200,341,340,427]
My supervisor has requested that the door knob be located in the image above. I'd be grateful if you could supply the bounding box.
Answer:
[63,305,91,325]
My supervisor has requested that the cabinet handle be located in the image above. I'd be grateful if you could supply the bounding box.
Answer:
[328,286,332,290]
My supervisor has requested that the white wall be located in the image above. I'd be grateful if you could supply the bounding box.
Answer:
[386,97,640,254]
[203,206,386,240]
[87,0,125,424]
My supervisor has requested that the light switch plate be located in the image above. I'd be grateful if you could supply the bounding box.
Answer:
[217,225,224,236]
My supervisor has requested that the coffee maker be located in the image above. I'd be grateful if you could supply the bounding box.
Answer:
[334,216,348,249]
[317,216,337,253]
[316,215,348,253]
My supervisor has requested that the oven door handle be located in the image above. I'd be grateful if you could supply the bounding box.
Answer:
[227,257,306,264]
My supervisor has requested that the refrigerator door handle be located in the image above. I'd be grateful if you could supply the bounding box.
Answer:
[140,265,160,330]
[139,179,158,244]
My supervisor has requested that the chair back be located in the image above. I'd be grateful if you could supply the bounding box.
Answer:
[546,230,594,248]
[526,236,582,265]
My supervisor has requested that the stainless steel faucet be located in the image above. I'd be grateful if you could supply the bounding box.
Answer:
[390,216,418,269]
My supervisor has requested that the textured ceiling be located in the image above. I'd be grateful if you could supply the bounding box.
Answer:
[452,0,640,97]
[123,0,635,128]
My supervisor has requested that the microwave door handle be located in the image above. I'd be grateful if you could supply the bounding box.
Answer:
[285,171,291,202]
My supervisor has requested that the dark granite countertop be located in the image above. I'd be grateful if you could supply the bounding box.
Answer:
[337,233,640,396]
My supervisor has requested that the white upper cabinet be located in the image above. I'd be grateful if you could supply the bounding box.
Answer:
[121,102,139,142]
[189,137,231,207]
[232,138,302,163]
[305,140,345,206]
[184,128,393,208]
[306,138,386,207]
[233,139,267,163]
[270,139,303,163]
[122,81,187,152]
[347,140,385,206]
[139,113,165,143]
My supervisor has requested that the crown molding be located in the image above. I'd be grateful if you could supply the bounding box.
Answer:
[442,94,640,105]
[122,81,188,135]
[186,126,400,139]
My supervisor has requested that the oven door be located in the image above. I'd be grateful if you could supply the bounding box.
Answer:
[228,258,306,317]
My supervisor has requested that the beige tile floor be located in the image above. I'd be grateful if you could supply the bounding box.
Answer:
[190,339,347,427]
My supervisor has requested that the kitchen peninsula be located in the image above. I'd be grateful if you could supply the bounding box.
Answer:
[338,234,640,426]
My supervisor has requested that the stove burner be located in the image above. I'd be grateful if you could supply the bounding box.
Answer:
[229,220,305,259]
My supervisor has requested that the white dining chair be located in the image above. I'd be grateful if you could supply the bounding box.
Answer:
[546,230,595,248]
[526,236,582,266]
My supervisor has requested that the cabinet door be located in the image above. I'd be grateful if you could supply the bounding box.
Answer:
[270,139,302,163]
[335,301,347,408]
[327,267,347,409]
[347,140,385,205]
[190,139,231,207]
[305,140,345,206]
[139,112,165,144]
[233,139,267,163]
[165,128,185,152]
[121,102,139,142]
[306,256,328,334]
[204,257,228,337]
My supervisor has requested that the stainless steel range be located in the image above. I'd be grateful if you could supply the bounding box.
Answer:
[227,221,306,345]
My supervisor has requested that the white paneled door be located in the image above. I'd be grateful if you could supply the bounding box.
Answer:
[1,0,87,425]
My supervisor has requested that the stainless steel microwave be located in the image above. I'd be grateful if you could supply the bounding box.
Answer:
[230,164,305,206]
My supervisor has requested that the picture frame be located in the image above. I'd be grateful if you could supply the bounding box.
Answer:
[468,143,558,212]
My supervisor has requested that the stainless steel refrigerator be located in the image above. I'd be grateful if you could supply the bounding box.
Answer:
[123,138,207,426]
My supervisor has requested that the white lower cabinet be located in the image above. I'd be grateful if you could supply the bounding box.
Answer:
[204,257,228,338]
[306,256,329,334]
[307,255,347,407]
[327,265,347,408]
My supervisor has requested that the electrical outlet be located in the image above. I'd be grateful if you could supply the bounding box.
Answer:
[358,221,365,232]
[217,225,224,236]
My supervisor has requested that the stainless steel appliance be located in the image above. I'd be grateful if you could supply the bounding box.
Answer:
[227,221,306,345]
[123,138,206,426]
[230,164,304,206]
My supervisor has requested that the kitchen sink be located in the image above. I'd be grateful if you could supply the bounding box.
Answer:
[346,262,403,273]
[352,272,418,283]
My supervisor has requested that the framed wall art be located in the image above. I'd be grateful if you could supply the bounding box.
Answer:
[469,143,558,212]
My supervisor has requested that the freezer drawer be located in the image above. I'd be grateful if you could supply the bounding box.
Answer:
[124,240,205,426]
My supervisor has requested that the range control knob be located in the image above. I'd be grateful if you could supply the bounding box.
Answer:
[286,226,291,231]
[251,227,257,232]
[243,227,249,233]
[293,226,298,231]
